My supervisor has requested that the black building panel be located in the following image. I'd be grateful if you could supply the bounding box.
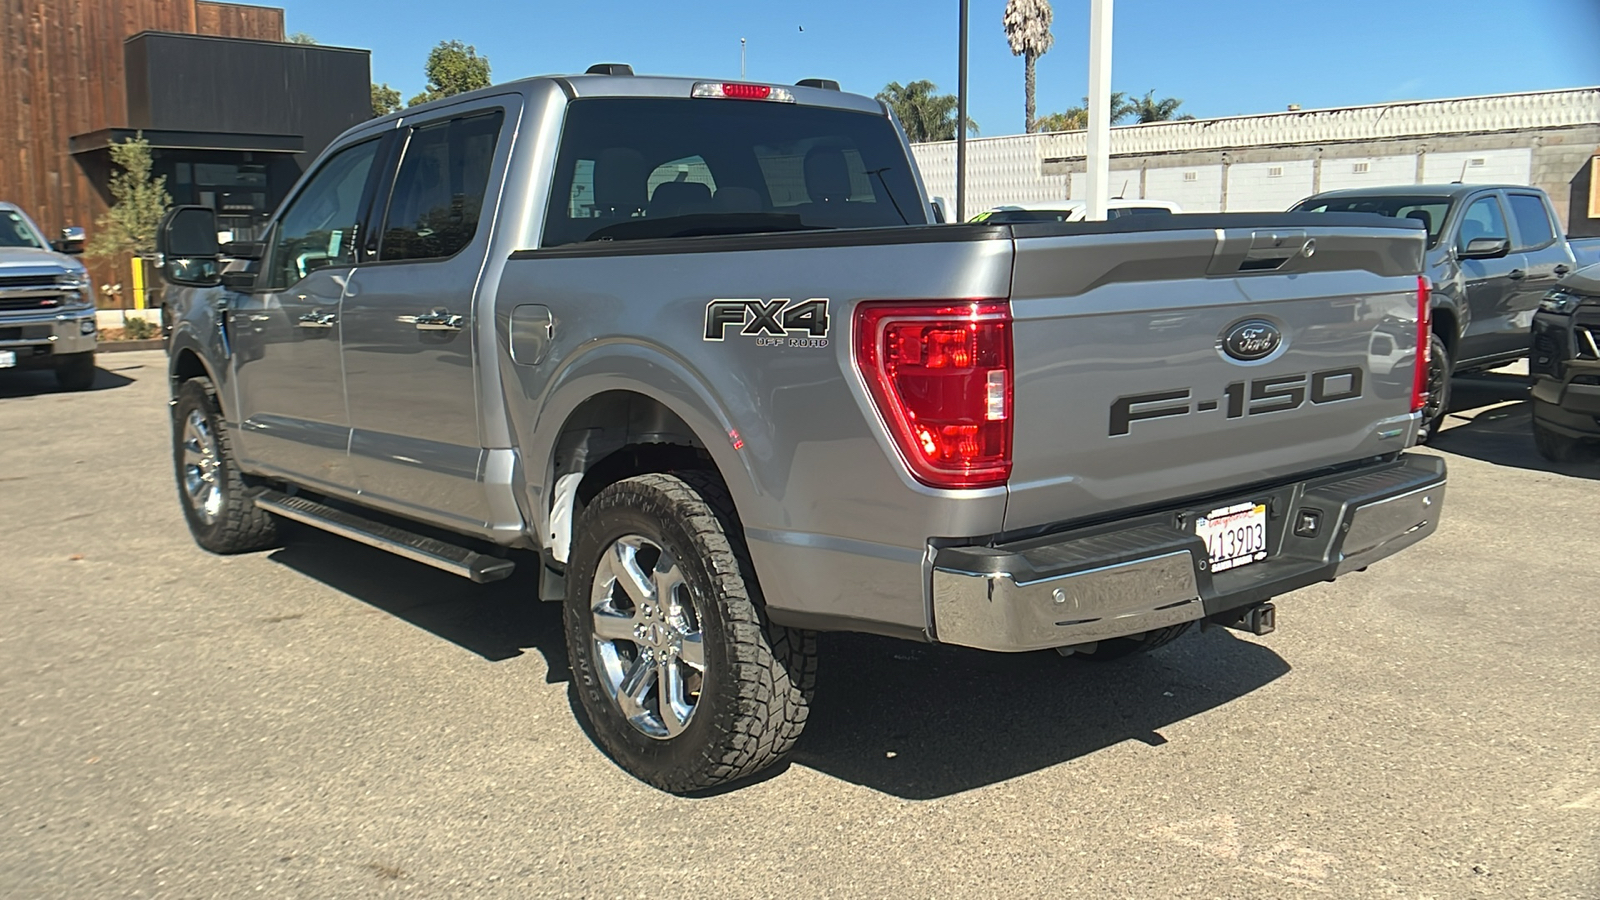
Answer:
[124,31,370,171]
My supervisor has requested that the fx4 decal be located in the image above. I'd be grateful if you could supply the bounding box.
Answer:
[704,298,830,347]
[1110,366,1364,436]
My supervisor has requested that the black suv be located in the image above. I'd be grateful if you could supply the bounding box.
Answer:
[1530,263,1600,461]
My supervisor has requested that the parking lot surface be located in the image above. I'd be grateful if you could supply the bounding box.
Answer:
[2,351,1597,898]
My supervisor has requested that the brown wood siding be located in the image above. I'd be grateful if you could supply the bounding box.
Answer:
[0,0,282,294]
[194,1,282,41]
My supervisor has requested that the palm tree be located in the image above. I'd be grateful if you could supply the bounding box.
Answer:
[1037,93,1135,132]
[1128,90,1195,123]
[876,81,978,143]
[1003,0,1055,133]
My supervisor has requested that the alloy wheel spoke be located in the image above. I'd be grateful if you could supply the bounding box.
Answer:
[592,606,636,642]
[677,631,706,671]
[658,658,692,736]
[615,653,658,722]
[610,541,656,606]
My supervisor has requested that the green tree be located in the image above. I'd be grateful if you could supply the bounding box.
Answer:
[1127,90,1194,123]
[407,40,492,107]
[287,32,317,44]
[1003,0,1054,133]
[1038,92,1139,132]
[87,135,171,260]
[876,81,977,143]
[371,82,402,117]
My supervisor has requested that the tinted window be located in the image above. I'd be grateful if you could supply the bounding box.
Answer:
[1457,196,1509,251]
[1507,193,1555,250]
[0,211,43,249]
[542,99,925,247]
[264,138,381,290]
[379,110,505,262]
[1292,195,1451,248]
[1108,206,1173,219]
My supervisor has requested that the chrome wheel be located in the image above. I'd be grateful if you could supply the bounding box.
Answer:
[180,409,225,525]
[589,534,706,739]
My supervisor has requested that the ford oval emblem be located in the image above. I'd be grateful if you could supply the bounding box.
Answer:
[1223,319,1282,361]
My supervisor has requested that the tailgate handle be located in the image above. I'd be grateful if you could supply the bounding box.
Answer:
[1242,231,1312,271]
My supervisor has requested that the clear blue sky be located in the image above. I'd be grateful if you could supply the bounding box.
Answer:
[281,0,1600,135]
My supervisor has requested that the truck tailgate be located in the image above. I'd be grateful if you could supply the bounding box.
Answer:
[1003,218,1426,533]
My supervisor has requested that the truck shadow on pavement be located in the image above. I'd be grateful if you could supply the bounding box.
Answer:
[0,365,134,398]
[1431,373,1600,480]
[265,525,570,678]
[789,628,1289,799]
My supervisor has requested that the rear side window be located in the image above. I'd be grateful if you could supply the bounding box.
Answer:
[1506,193,1555,250]
[379,110,505,262]
[1292,196,1450,247]
[542,98,925,247]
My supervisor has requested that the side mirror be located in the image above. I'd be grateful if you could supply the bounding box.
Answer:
[929,196,948,224]
[157,206,221,286]
[1460,237,1510,260]
[53,226,85,255]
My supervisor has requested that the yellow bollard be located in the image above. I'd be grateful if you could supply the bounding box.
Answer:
[130,256,146,310]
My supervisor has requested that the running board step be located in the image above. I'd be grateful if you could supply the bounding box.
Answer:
[254,490,515,584]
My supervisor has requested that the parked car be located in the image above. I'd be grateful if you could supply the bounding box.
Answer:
[1292,184,1599,440]
[1529,262,1600,461]
[971,198,1182,223]
[158,69,1446,793]
[0,202,96,390]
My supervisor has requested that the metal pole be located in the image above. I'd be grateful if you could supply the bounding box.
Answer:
[1086,0,1114,221]
[957,0,969,223]
[740,38,746,79]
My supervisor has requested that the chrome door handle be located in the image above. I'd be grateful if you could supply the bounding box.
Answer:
[1508,269,1526,280]
[413,310,464,332]
[297,312,336,329]
[1555,264,1571,276]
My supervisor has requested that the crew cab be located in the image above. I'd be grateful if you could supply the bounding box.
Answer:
[158,68,1447,792]
[1292,184,1600,439]
[0,203,96,390]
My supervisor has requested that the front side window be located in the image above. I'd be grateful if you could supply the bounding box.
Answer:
[0,211,43,249]
[379,110,505,262]
[1457,196,1509,251]
[542,98,925,248]
[1506,193,1555,250]
[264,138,381,289]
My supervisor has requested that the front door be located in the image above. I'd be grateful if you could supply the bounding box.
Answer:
[341,106,510,528]
[1453,192,1525,364]
[231,136,387,492]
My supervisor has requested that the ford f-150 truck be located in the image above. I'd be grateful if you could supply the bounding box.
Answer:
[157,68,1447,792]
[0,203,96,390]
[1292,184,1600,440]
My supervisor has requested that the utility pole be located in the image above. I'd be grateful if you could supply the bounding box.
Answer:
[1085,0,1114,221]
[957,0,969,223]
[740,37,746,79]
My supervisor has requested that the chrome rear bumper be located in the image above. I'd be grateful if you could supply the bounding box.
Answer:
[932,454,1446,652]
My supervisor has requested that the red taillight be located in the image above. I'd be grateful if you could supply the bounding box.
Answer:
[854,300,1013,489]
[721,82,771,100]
[1412,275,1432,414]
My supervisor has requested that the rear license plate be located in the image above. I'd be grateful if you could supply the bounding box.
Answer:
[0,350,15,368]
[1195,502,1268,572]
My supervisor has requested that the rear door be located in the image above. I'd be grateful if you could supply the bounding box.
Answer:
[340,101,513,528]
[1002,220,1426,533]
[1505,191,1575,350]
[1453,192,1526,363]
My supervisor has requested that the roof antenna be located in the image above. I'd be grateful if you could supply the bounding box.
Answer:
[1454,159,1469,184]
[1114,178,1129,200]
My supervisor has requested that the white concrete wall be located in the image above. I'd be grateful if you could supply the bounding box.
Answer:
[1318,154,1418,192]
[1225,159,1316,211]
[1144,165,1225,212]
[1069,170,1144,200]
[1421,148,1532,185]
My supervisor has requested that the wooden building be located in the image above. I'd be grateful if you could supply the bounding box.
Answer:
[1,0,370,293]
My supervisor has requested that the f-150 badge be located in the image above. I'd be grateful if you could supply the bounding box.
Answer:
[704,298,830,347]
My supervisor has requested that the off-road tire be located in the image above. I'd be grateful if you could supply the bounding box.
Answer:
[1067,622,1193,662]
[1532,420,1588,463]
[54,351,96,392]
[172,377,280,554]
[1417,334,1450,444]
[565,471,816,793]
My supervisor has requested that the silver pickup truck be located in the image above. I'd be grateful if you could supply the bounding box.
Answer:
[158,68,1447,792]
[0,203,96,390]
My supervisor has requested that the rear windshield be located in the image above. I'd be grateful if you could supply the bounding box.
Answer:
[542,98,925,247]
[1291,195,1450,248]
[0,211,43,249]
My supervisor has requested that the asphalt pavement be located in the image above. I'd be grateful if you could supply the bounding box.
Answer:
[2,351,1597,898]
